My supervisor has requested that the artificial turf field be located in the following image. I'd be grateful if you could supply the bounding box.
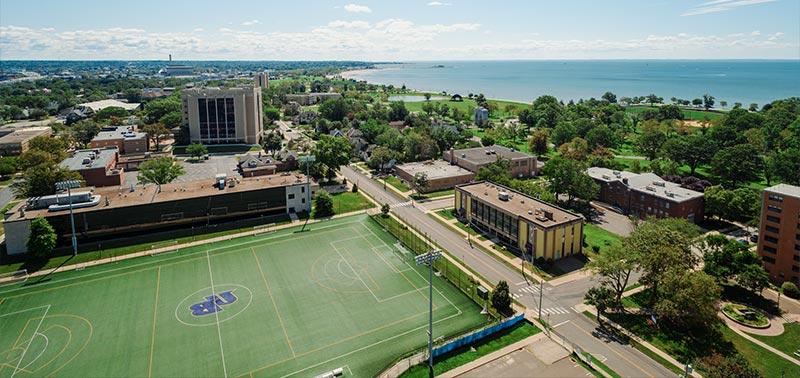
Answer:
[0,215,486,377]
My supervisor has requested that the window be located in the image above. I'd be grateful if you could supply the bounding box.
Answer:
[794,255,800,262]
[768,194,784,202]
[793,266,799,273]
[288,194,295,199]
[766,225,779,233]
[796,244,800,251]
[765,235,778,244]
[762,256,776,264]
[301,187,305,193]
[767,215,781,223]
[767,205,782,213]
[301,198,305,204]
[764,245,777,254]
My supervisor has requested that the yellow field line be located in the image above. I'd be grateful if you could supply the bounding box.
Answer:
[251,248,296,358]
[147,267,161,378]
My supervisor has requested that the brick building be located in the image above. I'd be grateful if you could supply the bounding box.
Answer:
[394,160,474,193]
[757,184,800,284]
[443,145,537,178]
[60,147,124,187]
[0,126,52,156]
[237,150,298,177]
[587,167,705,223]
[90,126,149,155]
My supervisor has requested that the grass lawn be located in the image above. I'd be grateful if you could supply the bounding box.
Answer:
[718,324,800,377]
[583,223,622,256]
[398,97,525,120]
[412,189,454,200]
[0,215,486,377]
[330,191,375,214]
[751,322,800,356]
[384,176,411,192]
[399,321,541,378]
[620,289,650,309]
[436,208,457,220]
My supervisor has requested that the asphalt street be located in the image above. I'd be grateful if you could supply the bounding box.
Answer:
[342,165,674,378]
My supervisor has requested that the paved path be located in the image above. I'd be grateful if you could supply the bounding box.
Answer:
[343,165,675,378]
[719,313,800,367]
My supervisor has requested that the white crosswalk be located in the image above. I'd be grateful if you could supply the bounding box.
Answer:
[538,307,571,315]
[390,201,413,209]
[517,285,541,295]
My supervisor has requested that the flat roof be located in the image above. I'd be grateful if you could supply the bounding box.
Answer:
[60,148,118,171]
[78,99,141,112]
[395,160,473,180]
[765,183,800,198]
[0,126,51,144]
[9,173,310,221]
[451,145,531,165]
[587,167,703,202]
[93,126,147,141]
[458,181,583,228]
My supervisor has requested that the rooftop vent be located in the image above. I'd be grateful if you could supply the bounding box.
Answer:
[653,181,666,187]
[612,171,621,177]
[484,150,490,155]
[602,174,611,180]
[645,185,656,192]
[665,191,675,198]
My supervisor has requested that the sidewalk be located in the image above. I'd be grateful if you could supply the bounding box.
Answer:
[718,313,800,366]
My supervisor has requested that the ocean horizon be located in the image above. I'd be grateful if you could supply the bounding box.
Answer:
[342,60,800,107]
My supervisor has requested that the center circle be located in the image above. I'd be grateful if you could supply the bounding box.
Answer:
[175,284,253,327]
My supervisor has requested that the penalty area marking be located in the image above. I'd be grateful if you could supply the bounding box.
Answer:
[10,304,51,378]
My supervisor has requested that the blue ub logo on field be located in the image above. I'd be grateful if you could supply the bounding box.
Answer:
[190,290,238,316]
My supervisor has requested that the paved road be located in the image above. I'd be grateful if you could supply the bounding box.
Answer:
[343,165,674,378]
[0,186,16,210]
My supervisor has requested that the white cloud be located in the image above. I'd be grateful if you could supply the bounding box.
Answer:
[193,28,204,32]
[1,24,796,60]
[242,20,260,26]
[682,0,777,16]
[427,1,452,6]
[344,4,372,13]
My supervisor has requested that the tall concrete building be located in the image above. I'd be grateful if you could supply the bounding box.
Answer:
[254,71,269,88]
[757,184,800,284]
[182,87,263,145]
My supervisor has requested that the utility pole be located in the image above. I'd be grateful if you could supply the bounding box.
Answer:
[415,249,442,378]
[55,180,81,256]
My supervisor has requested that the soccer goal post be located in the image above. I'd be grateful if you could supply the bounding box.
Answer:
[0,269,29,287]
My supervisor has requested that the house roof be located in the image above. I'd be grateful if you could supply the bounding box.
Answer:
[457,181,583,228]
[60,147,118,172]
[92,126,147,141]
[449,145,531,165]
[586,167,704,203]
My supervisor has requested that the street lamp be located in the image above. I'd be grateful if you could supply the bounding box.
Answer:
[55,180,81,256]
[415,249,442,378]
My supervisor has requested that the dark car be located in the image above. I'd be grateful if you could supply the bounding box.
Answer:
[750,234,758,243]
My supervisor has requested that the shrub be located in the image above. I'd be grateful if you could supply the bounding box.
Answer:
[782,281,800,299]
[351,184,358,193]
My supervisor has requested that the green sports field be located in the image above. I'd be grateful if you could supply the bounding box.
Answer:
[0,215,486,377]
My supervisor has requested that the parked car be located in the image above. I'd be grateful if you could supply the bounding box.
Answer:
[750,234,759,243]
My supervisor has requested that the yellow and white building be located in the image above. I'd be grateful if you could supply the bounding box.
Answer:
[454,181,585,261]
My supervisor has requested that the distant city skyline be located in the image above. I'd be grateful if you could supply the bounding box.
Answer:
[1,0,798,60]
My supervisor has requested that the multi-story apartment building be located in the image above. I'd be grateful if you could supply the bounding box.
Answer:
[443,145,538,178]
[587,167,705,223]
[182,87,263,145]
[757,184,800,284]
[455,181,584,261]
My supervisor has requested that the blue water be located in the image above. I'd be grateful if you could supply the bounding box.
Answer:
[346,60,800,106]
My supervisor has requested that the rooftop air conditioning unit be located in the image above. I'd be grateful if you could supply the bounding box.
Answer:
[653,181,666,187]
[646,186,656,191]
[602,174,611,180]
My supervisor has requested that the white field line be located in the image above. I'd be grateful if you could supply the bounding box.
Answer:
[331,243,381,303]
[205,251,228,378]
[0,305,50,319]
[11,304,50,378]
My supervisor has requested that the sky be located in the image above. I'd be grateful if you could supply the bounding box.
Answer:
[1,0,798,60]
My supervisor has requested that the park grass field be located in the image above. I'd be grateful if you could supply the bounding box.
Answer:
[0,215,485,378]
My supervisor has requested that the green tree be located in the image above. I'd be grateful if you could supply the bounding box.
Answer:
[412,172,429,195]
[635,121,667,160]
[145,97,181,123]
[585,125,620,149]
[528,129,549,157]
[699,354,760,378]
[781,281,800,299]
[551,121,577,147]
[388,102,409,122]
[480,134,496,147]
[584,285,617,325]
[313,190,334,218]
[261,131,283,152]
[660,133,716,175]
[263,108,281,124]
[589,244,639,304]
[319,98,349,122]
[27,217,57,257]
[94,106,129,121]
[541,157,598,203]
[711,144,763,187]
[0,156,18,177]
[158,111,182,129]
[27,136,68,162]
[314,135,352,181]
[141,123,171,150]
[381,203,390,217]
[69,120,101,147]
[601,91,617,103]
[186,143,208,160]
[137,157,185,191]
[491,280,512,315]
[475,159,511,182]
[367,146,400,172]
[13,165,82,197]
[702,94,715,110]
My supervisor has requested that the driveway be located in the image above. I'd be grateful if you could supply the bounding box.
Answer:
[589,202,634,237]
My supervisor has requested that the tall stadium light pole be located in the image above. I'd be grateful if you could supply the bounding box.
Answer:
[299,155,315,232]
[55,180,81,256]
[415,249,442,378]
